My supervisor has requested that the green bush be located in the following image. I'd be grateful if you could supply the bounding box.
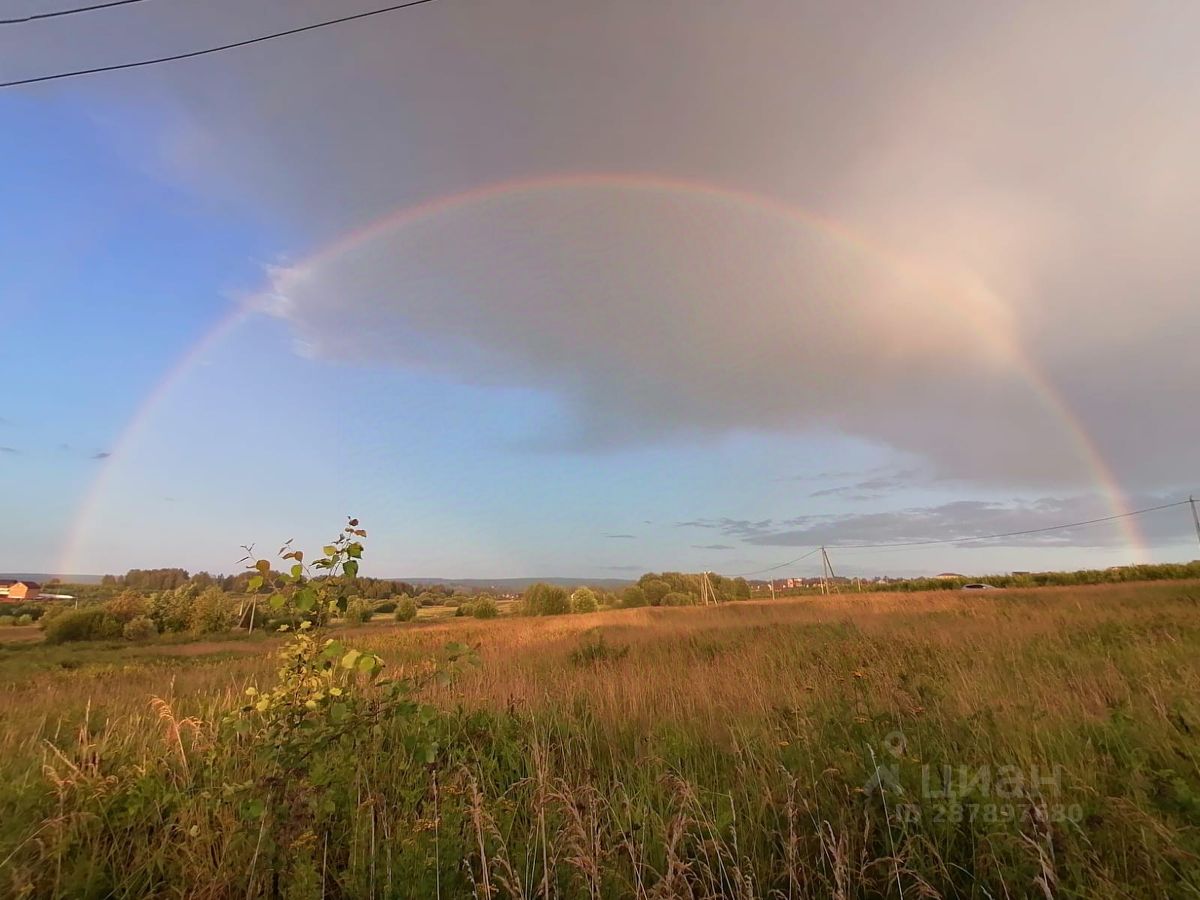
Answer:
[571,587,598,613]
[522,583,570,616]
[661,591,696,607]
[43,608,122,644]
[641,579,671,606]
[16,614,33,626]
[375,600,397,614]
[12,604,44,621]
[472,596,499,619]
[570,633,630,666]
[394,597,418,622]
[344,597,374,624]
[621,586,646,608]
[264,615,302,632]
[123,615,158,642]
[0,615,14,627]
[189,586,233,634]
[104,590,148,624]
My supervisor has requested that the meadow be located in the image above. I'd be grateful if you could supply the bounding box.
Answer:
[2,581,1199,898]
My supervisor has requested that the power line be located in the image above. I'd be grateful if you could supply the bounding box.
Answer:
[732,547,821,578]
[0,0,439,89]
[733,498,1193,576]
[833,498,1192,551]
[1,0,153,26]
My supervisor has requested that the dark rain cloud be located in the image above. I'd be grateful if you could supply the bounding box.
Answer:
[10,3,1197,493]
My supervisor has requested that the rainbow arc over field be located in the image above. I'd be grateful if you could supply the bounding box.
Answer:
[57,172,1145,572]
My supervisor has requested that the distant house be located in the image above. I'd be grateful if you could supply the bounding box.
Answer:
[935,572,965,581]
[0,580,41,601]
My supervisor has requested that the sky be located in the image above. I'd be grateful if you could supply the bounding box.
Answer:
[2,0,1199,580]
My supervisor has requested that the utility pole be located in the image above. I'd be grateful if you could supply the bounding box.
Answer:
[1191,496,1200,551]
[821,546,841,594]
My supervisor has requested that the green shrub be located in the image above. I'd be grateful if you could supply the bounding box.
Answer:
[375,600,397,614]
[661,591,696,607]
[0,615,14,627]
[571,587,598,613]
[149,587,194,633]
[641,579,671,606]
[105,590,148,624]
[472,596,499,619]
[394,597,418,622]
[12,604,44,621]
[123,615,158,642]
[621,586,647,608]
[264,615,302,632]
[416,592,441,607]
[570,633,630,666]
[15,614,33,626]
[344,597,374,624]
[522,583,570,616]
[43,608,122,644]
[189,586,233,634]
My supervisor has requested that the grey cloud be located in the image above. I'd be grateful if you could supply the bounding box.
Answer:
[692,544,736,551]
[0,447,17,454]
[678,519,776,540]
[91,452,112,460]
[603,533,636,540]
[13,3,1198,490]
[741,494,1197,550]
[603,564,642,571]
[809,469,923,499]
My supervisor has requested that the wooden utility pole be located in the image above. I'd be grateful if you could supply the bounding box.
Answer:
[1191,496,1200,551]
[820,546,841,594]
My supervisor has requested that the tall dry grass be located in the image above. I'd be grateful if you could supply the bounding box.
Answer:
[2,581,1199,897]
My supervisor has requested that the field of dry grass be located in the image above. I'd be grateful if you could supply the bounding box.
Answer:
[2,581,1199,897]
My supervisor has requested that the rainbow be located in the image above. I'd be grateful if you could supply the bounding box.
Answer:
[57,172,1144,572]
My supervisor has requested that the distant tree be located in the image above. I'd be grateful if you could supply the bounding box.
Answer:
[123,616,157,642]
[394,597,418,622]
[571,587,598,613]
[190,571,216,589]
[472,595,499,619]
[522,583,570,616]
[621,586,646,608]
[149,584,196,633]
[189,586,233,634]
[344,597,374,624]
[105,589,148,624]
[641,579,671,606]
[661,591,696,606]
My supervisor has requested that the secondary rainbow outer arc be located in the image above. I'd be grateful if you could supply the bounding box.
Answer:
[57,172,1143,573]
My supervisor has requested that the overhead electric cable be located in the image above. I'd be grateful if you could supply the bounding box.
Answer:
[732,547,822,578]
[0,0,439,88]
[2,0,153,26]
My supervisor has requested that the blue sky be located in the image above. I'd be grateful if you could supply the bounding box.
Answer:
[3,2,1199,580]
